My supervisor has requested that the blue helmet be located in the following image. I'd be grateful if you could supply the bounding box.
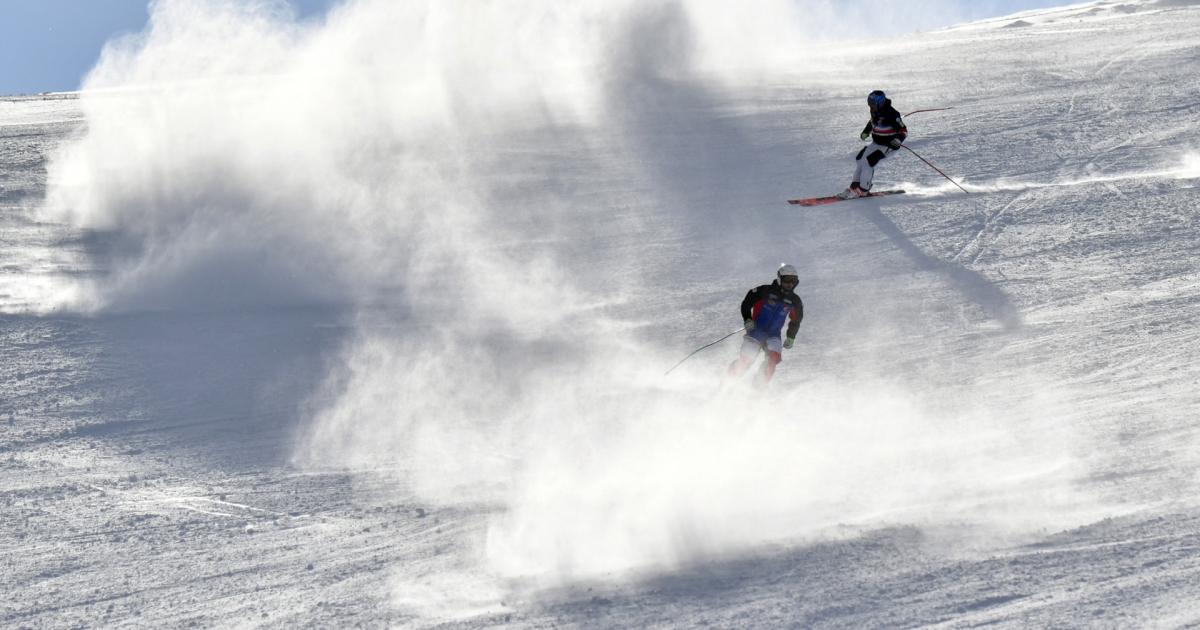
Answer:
[867,90,887,107]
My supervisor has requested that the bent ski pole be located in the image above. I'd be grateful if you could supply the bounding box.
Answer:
[664,328,745,376]
[903,107,954,117]
[902,145,969,194]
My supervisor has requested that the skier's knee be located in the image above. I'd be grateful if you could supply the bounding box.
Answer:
[855,147,866,160]
[728,357,753,376]
[757,351,782,385]
[866,150,886,167]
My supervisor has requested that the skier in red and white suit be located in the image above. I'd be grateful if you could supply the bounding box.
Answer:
[728,264,804,386]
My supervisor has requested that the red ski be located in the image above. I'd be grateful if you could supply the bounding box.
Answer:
[787,189,905,206]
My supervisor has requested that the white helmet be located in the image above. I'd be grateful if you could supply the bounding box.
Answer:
[777,263,798,282]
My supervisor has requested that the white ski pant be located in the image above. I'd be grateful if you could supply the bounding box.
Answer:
[738,334,782,357]
[852,143,894,191]
[728,334,784,384]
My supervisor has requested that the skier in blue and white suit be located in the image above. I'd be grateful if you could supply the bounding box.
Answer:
[838,90,907,199]
[728,264,804,386]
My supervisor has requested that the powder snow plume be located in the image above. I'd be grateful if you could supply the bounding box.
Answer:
[37,0,1110,617]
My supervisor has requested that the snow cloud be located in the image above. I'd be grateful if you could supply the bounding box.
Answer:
[37,0,1110,618]
[40,0,815,311]
[1178,151,1200,180]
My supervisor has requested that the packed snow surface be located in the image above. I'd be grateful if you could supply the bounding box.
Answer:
[3,0,1200,627]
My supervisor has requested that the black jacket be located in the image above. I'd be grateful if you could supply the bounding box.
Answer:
[860,100,907,146]
[740,281,803,339]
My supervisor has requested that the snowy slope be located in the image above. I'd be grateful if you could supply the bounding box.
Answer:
[3,0,1200,627]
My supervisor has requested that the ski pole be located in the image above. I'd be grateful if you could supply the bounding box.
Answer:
[903,107,954,117]
[902,145,969,194]
[664,328,745,376]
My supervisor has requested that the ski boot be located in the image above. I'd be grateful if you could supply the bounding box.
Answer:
[836,182,866,200]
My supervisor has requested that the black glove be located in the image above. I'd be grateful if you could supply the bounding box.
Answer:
[889,138,902,149]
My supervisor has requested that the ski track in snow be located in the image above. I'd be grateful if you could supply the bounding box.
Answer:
[4,0,1200,627]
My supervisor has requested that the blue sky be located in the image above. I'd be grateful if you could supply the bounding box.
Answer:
[0,0,1073,96]
[0,0,330,95]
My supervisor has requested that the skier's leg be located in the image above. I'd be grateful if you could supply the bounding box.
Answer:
[851,147,867,187]
[753,339,784,387]
[859,144,889,191]
[752,352,782,388]
[727,356,754,377]
[727,335,763,377]
[839,148,869,199]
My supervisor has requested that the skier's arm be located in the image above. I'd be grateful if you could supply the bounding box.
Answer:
[785,298,803,340]
[860,121,872,141]
[739,288,760,322]
[892,109,907,146]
